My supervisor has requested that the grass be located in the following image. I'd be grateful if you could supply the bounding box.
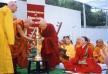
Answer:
[17,63,66,74]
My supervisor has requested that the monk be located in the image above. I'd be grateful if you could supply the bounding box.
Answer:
[63,36,102,73]
[0,1,17,74]
[93,39,106,63]
[38,19,60,69]
[60,36,75,60]
[59,39,68,62]
[10,18,34,73]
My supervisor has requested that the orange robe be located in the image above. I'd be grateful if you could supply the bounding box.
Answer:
[63,43,102,73]
[11,19,29,68]
[93,45,105,63]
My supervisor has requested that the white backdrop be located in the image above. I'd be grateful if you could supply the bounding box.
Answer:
[45,5,81,40]
[44,5,108,43]
[71,28,108,44]
[14,0,27,19]
[15,0,108,44]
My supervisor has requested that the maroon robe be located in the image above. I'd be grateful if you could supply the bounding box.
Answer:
[40,23,60,69]
[63,43,102,73]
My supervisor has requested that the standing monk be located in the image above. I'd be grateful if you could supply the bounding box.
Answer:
[11,18,34,73]
[0,1,17,74]
[38,19,60,70]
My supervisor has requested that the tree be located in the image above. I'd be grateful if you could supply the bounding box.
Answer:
[45,0,106,27]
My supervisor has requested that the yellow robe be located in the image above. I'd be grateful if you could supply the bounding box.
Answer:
[0,6,15,73]
[61,44,75,59]
[65,44,75,59]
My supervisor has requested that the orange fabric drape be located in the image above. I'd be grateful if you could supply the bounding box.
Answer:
[10,19,29,68]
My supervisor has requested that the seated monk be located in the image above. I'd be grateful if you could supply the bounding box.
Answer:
[59,39,69,61]
[60,36,75,60]
[10,18,34,73]
[62,36,102,73]
[93,39,106,63]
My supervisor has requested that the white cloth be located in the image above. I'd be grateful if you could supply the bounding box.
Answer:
[99,64,108,74]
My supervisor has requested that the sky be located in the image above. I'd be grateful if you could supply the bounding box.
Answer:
[75,0,95,3]
[0,0,108,9]
[75,0,108,9]
[0,0,93,3]
[0,0,17,3]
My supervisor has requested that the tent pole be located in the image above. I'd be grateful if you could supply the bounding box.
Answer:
[83,3,86,28]
[106,10,108,28]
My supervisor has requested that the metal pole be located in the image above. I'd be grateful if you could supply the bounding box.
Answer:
[83,3,86,28]
[106,10,108,27]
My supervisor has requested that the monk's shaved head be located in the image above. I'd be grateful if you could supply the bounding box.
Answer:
[23,18,34,28]
[38,18,47,30]
[24,18,34,25]
[39,18,47,25]
[96,39,104,47]
[96,39,104,44]
[8,1,16,6]
[7,1,17,13]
